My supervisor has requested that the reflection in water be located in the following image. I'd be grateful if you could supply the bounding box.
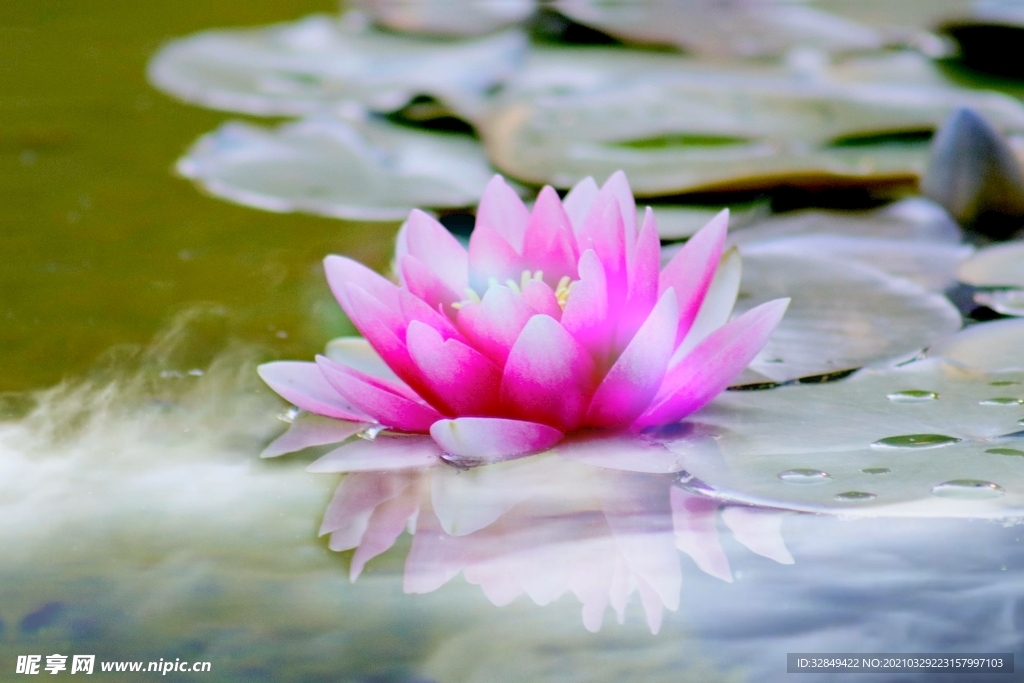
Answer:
[318,455,791,634]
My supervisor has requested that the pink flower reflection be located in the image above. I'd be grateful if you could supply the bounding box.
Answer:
[317,454,793,633]
[258,172,788,465]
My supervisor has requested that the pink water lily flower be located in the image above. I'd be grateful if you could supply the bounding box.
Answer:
[259,172,788,463]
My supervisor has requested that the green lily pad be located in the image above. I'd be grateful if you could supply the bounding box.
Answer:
[478,47,1024,196]
[177,115,497,221]
[148,13,527,117]
[678,354,1024,517]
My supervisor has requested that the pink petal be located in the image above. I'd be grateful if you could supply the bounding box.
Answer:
[324,337,400,382]
[398,254,462,310]
[343,285,453,409]
[398,288,461,341]
[455,284,535,366]
[521,278,562,319]
[639,298,790,425]
[406,321,503,416]
[500,314,597,431]
[521,186,579,282]
[350,481,422,580]
[560,250,611,363]
[308,433,443,472]
[670,488,733,582]
[599,170,637,253]
[585,289,678,428]
[563,176,599,235]
[672,246,742,362]
[475,175,530,252]
[577,190,628,311]
[659,209,729,345]
[261,413,366,458]
[616,206,661,350]
[554,431,686,473]
[395,209,469,295]
[317,355,445,432]
[467,220,523,291]
[324,254,399,311]
[429,417,564,465]
[257,361,369,421]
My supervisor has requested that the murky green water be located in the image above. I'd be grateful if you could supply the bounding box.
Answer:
[0,0,392,394]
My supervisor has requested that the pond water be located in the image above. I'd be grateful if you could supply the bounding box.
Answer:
[3,2,1024,682]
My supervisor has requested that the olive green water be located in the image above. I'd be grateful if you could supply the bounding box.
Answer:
[0,0,392,394]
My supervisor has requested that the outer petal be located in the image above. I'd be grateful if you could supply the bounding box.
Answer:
[616,206,661,350]
[406,320,503,416]
[316,355,444,432]
[324,336,400,382]
[467,221,523,291]
[324,254,400,311]
[500,314,597,431]
[563,176,599,234]
[638,298,790,425]
[672,246,742,363]
[395,209,469,295]
[398,254,462,310]
[521,185,579,283]
[585,289,678,428]
[257,361,369,421]
[659,209,729,345]
[430,417,563,465]
[475,175,530,251]
[560,250,611,364]
[577,190,628,312]
[599,170,638,253]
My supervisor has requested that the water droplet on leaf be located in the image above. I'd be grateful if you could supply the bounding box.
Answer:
[835,491,877,501]
[861,467,891,475]
[980,397,1024,405]
[931,479,1005,499]
[778,468,831,483]
[886,389,939,403]
[872,434,961,449]
[985,448,1024,456]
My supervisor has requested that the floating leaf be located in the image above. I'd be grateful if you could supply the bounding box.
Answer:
[553,0,884,57]
[928,318,1024,371]
[177,115,498,221]
[148,13,527,117]
[478,47,1024,195]
[714,251,963,382]
[677,356,1024,517]
[354,0,536,37]
[729,198,970,291]
[958,240,1024,287]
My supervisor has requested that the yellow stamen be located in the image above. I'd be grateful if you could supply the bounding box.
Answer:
[555,275,573,310]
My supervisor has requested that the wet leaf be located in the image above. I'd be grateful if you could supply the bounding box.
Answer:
[177,115,498,221]
[478,47,1024,196]
[148,13,527,117]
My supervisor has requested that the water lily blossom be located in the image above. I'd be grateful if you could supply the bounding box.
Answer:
[259,172,788,464]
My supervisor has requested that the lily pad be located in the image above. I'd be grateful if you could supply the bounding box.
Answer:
[678,356,1024,517]
[354,0,536,37]
[957,240,1024,287]
[554,0,884,57]
[477,47,1024,195]
[148,13,527,117]
[176,115,497,221]
[698,250,962,383]
[729,198,971,291]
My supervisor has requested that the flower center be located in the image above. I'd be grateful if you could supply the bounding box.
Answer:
[450,270,576,311]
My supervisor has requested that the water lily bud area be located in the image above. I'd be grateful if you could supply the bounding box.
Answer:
[7,1,1024,681]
